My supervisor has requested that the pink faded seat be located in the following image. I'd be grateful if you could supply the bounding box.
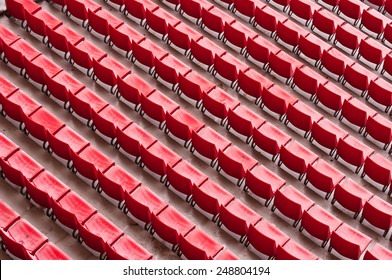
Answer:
[124,0,159,26]
[360,196,392,237]
[166,160,208,201]
[305,159,345,199]
[261,85,298,120]
[145,8,180,40]
[191,180,234,221]
[332,178,373,218]
[218,199,262,242]
[150,206,195,251]
[154,55,192,90]
[217,145,258,187]
[252,122,291,162]
[97,165,141,209]
[66,0,101,26]
[364,114,392,150]
[298,33,331,66]
[68,40,107,75]
[201,7,236,38]
[213,249,239,260]
[124,186,168,229]
[24,9,62,42]
[191,126,231,166]
[292,66,328,100]
[310,118,348,155]
[275,239,319,260]
[246,219,290,259]
[46,23,84,58]
[272,185,315,227]
[117,73,155,110]
[190,37,226,71]
[300,205,342,248]
[329,223,372,259]
[246,36,280,69]
[213,53,250,88]
[237,69,273,104]
[131,39,168,74]
[363,243,392,260]
[362,154,392,192]
[275,20,310,52]
[178,71,215,107]
[339,98,377,133]
[254,6,287,36]
[244,164,286,206]
[87,9,123,42]
[285,101,323,138]
[109,23,145,58]
[315,82,352,116]
[167,22,203,55]
[106,235,153,260]
[267,51,303,84]
[33,242,71,260]
[311,9,344,40]
[178,228,224,260]
[179,0,214,24]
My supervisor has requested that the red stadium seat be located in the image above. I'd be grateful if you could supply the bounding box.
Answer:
[131,39,168,74]
[363,243,392,260]
[222,21,258,53]
[244,164,286,206]
[310,118,348,155]
[91,106,132,145]
[0,150,44,190]
[150,206,195,251]
[236,69,273,104]
[384,24,392,49]
[0,133,19,160]
[105,0,125,10]
[0,26,20,58]
[140,91,179,129]
[70,146,115,186]
[261,85,298,120]
[357,38,391,70]
[33,242,71,260]
[213,249,239,260]
[289,0,322,26]
[215,0,235,9]
[362,154,392,192]
[311,9,344,41]
[145,8,180,40]
[275,239,319,260]
[246,219,290,259]
[106,235,153,260]
[68,88,108,125]
[298,33,332,66]
[329,223,372,259]
[117,73,155,111]
[68,40,107,76]
[189,37,226,71]
[50,191,97,235]
[267,51,303,85]
[218,199,261,242]
[140,142,182,183]
[97,165,141,209]
[269,0,291,12]
[360,9,389,39]
[339,98,377,133]
[300,205,342,247]
[334,23,368,55]
[167,22,203,55]
[305,159,345,199]
[124,0,159,26]
[275,20,310,52]
[179,0,214,24]
[92,57,131,94]
[161,0,181,10]
[381,54,392,81]
[213,53,250,88]
[47,126,89,166]
[385,0,392,18]
[366,79,392,113]
[364,114,392,150]
[315,82,352,116]
[272,185,315,227]
[116,122,157,162]
[46,24,84,59]
[363,0,385,10]
[45,71,85,106]
[252,122,291,162]
[291,66,328,100]
[217,145,258,187]
[201,88,240,125]
[25,171,70,210]
[166,160,208,201]
[245,36,281,69]
[332,178,373,218]
[77,213,123,258]
[285,102,323,138]
[24,55,62,91]
[191,180,234,221]
[360,196,392,237]
[0,199,20,233]
[335,136,374,173]
[5,0,41,24]
[227,105,266,143]
[66,0,101,27]
[25,9,62,43]
[87,9,123,42]
[165,109,205,147]
[109,23,145,58]
[124,186,168,229]
[178,227,223,260]
[190,126,231,166]
[320,48,355,81]
[154,55,192,90]
[232,0,266,23]
[201,7,236,38]
[178,71,215,107]
[337,0,369,26]
[2,39,40,74]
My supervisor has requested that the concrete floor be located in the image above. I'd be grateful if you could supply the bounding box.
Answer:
[0,0,391,260]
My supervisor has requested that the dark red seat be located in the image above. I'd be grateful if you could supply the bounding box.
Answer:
[267,51,303,84]
[359,9,388,39]
[165,109,205,147]
[360,196,392,237]
[1,90,41,125]
[363,243,392,260]
[5,0,41,24]
[98,165,141,209]
[252,122,291,162]
[329,223,372,259]
[246,219,290,259]
[383,24,392,49]
[381,54,392,81]
[25,55,62,91]
[237,69,273,104]
[178,227,223,260]
[191,126,231,166]
[275,20,310,52]
[77,213,124,258]
[190,37,226,71]
[385,0,392,17]
[315,82,352,116]
[217,145,258,187]
[298,33,332,66]
[109,23,145,58]
[145,8,180,40]
[289,0,322,26]
[233,0,266,23]
[131,39,168,74]
[87,9,123,42]
[275,239,319,260]
[310,118,348,155]
[337,0,369,26]
[311,9,344,41]
[320,47,355,81]
[167,22,203,55]
[227,105,266,143]
[150,206,195,251]
[201,7,236,38]
[261,85,298,120]
[272,185,315,227]
[66,0,101,26]
[340,98,377,133]
[25,9,62,43]
[117,73,155,110]
[213,53,250,88]
[285,102,323,138]
[179,0,214,24]
[68,40,107,75]
[106,235,153,260]
[358,38,391,70]
[244,164,286,206]
[191,180,234,221]
[166,160,208,201]
[178,71,215,107]
[245,35,281,69]
[33,242,71,260]
[2,39,40,73]
[364,114,392,150]
[124,0,159,26]
[292,66,328,100]
[116,122,157,162]
[124,186,168,229]
[223,21,258,53]
[335,23,368,55]
[201,88,240,125]
[140,142,182,182]
[47,24,84,59]
[218,199,261,242]
[366,79,392,113]
[46,71,84,106]
[362,153,392,192]
[300,205,342,248]
[154,55,192,90]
